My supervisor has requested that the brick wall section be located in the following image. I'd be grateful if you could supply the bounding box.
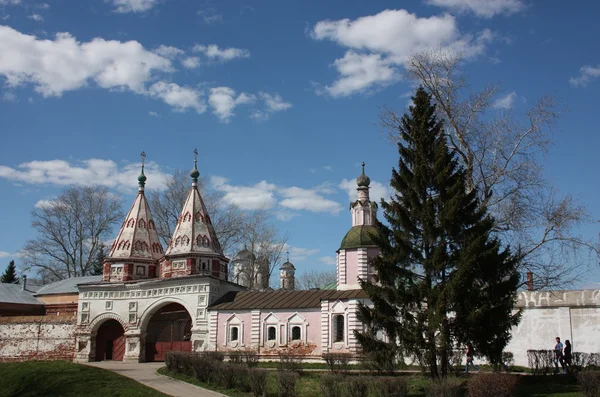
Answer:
[0,314,77,362]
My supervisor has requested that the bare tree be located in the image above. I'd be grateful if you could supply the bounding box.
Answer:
[230,209,289,290]
[22,186,123,281]
[382,48,599,288]
[296,269,336,290]
[148,170,246,253]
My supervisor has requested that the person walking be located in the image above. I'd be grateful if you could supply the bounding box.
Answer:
[465,344,479,373]
[554,337,564,374]
[563,340,572,374]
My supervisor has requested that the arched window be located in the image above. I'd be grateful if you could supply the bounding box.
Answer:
[334,315,344,343]
[148,220,155,230]
[182,236,190,246]
[175,236,181,247]
[138,219,146,228]
[291,326,301,341]
[195,212,203,222]
[183,212,191,222]
[230,326,239,342]
[124,241,131,250]
[141,242,148,251]
[134,241,141,250]
[268,326,276,341]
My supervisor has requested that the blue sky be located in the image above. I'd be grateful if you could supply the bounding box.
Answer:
[0,0,599,285]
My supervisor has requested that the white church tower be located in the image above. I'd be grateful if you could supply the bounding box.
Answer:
[336,162,380,290]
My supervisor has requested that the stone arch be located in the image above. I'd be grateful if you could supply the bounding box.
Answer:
[138,297,195,333]
[89,312,129,334]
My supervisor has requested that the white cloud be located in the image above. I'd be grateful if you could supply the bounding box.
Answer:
[148,111,159,117]
[192,44,250,62]
[0,0,20,4]
[197,7,222,24]
[0,250,22,258]
[310,9,493,96]
[181,56,200,69]
[0,25,172,97]
[339,178,389,203]
[274,210,298,221]
[318,256,337,266]
[323,165,333,171]
[279,186,343,214]
[284,245,320,262]
[28,13,43,22]
[0,158,170,190]
[208,87,255,122]
[2,91,16,101]
[569,65,600,87]
[152,44,184,59]
[251,92,292,120]
[147,81,205,113]
[211,176,277,210]
[492,91,516,109]
[34,199,55,208]
[110,0,161,13]
[425,0,525,18]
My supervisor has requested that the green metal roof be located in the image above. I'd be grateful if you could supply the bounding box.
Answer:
[339,225,380,250]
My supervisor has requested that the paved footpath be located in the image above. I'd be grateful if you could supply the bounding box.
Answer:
[84,361,228,397]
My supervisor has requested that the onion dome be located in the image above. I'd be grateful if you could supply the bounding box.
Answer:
[356,162,370,187]
[233,246,256,262]
[190,148,200,183]
[280,261,296,270]
[339,225,380,250]
[138,151,147,188]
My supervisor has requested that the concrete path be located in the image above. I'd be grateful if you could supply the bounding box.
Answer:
[84,361,228,397]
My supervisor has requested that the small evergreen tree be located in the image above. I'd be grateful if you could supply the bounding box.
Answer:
[1,260,19,284]
[356,87,521,378]
[91,245,106,276]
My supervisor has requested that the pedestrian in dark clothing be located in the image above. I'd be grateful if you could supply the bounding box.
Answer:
[563,340,572,374]
[465,344,479,373]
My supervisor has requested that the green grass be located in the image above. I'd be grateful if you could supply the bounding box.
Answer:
[160,366,586,397]
[0,361,168,397]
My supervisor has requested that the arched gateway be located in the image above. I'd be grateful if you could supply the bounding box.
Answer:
[95,319,125,361]
[144,302,192,362]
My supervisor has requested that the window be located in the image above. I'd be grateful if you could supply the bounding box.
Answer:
[230,326,239,342]
[268,326,276,341]
[291,326,301,341]
[136,266,145,276]
[334,315,344,343]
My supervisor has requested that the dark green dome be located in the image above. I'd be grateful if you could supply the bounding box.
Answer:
[339,225,380,250]
[138,170,147,186]
[357,161,370,187]
[190,167,200,180]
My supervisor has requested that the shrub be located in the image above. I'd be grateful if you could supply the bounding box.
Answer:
[228,350,245,364]
[191,355,220,383]
[202,350,225,362]
[426,379,463,397]
[248,368,268,397]
[577,371,600,397]
[235,365,252,392]
[344,376,370,397]
[165,351,178,371]
[323,353,352,375]
[361,349,399,375]
[276,370,299,397]
[370,377,409,397]
[216,363,238,389]
[320,374,343,397]
[502,352,514,369]
[527,350,554,375]
[278,352,304,374]
[245,350,259,368]
[467,373,518,397]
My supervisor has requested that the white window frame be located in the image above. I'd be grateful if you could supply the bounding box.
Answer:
[224,314,244,348]
[262,313,280,347]
[286,312,308,345]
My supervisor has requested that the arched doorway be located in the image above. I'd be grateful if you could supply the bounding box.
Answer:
[145,302,192,362]
[95,319,125,361]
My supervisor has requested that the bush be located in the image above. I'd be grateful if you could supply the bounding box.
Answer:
[577,371,600,397]
[191,355,220,383]
[278,352,304,374]
[427,379,463,397]
[323,353,352,375]
[344,376,370,397]
[248,368,268,397]
[202,350,225,362]
[467,373,518,397]
[216,363,238,389]
[361,349,399,375]
[320,374,343,397]
[370,377,409,397]
[235,365,252,392]
[276,370,299,397]
[502,352,514,369]
[526,350,554,375]
[228,350,245,364]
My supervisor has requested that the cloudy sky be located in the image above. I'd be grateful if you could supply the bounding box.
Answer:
[0,0,599,284]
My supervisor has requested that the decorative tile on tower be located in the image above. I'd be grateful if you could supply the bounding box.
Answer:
[161,149,229,280]
[103,152,164,282]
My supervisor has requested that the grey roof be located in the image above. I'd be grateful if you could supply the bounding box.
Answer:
[35,276,102,296]
[0,283,42,305]
[280,261,295,270]
[208,289,367,310]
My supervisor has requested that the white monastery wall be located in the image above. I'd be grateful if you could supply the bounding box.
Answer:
[0,315,76,361]
[506,290,600,367]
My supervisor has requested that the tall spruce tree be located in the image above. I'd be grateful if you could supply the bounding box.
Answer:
[356,87,521,378]
[1,260,18,284]
[91,245,106,276]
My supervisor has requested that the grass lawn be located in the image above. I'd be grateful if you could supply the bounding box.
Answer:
[158,367,585,397]
[0,361,168,397]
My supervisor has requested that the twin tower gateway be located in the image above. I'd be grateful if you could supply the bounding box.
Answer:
[74,153,380,362]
